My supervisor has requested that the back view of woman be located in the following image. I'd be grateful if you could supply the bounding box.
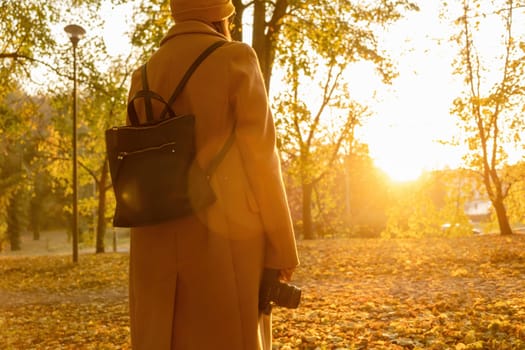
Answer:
[127,1,299,349]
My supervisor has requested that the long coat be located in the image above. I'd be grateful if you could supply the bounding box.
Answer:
[127,21,299,350]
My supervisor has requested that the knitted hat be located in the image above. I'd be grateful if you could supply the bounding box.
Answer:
[170,0,235,22]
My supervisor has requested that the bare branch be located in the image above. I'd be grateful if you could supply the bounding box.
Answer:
[1,52,69,80]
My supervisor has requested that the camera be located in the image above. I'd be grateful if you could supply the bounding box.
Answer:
[259,268,301,315]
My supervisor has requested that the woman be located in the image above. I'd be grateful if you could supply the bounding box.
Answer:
[127,0,299,349]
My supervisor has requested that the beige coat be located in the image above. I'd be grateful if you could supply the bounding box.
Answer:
[128,21,299,350]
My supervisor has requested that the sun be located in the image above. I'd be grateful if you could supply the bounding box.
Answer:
[365,128,468,183]
[361,121,464,183]
[368,140,426,182]
[376,159,423,183]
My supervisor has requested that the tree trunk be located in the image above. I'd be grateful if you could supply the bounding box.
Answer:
[231,0,244,42]
[251,0,269,86]
[232,0,273,89]
[7,196,22,251]
[483,166,513,236]
[95,160,109,253]
[32,224,40,241]
[493,198,513,235]
[302,182,315,239]
[251,0,288,92]
[30,200,41,241]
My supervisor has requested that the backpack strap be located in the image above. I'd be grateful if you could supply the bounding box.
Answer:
[205,120,236,179]
[127,87,176,125]
[141,64,154,123]
[127,65,176,125]
[127,40,234,176]
[159,40,226,120]
[127,40,226,126]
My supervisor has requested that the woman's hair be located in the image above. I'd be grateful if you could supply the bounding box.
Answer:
[211,19,232,41]
[212,11,235,41]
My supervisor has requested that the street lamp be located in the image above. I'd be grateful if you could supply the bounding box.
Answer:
[64,24,86,263]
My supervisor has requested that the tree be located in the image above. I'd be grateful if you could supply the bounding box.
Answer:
[280,141,389,239]
[76,3,137,252]
[382,170,474,238]
[344,143,391,237]
[270,0,418,239]
[130,0,172,58]
[435,169,479,236]
[500,162,525,226]
[450,0,525,235]
[6,196,22,251]
[0,1,59,244]
[231,0,287,90]
[29,171,56,241]
[0,1,59,84]
[78,62,130,253]
[382,183,441,239]
[0,86,47,250]
[40,55,132,252]
[233,0,419,93]
[274,48,370,239]
[0,1,136,253]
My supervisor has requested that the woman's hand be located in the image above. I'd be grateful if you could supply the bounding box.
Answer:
[279,267,295,282]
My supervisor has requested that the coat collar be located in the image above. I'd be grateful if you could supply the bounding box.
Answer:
[160,20,228,46]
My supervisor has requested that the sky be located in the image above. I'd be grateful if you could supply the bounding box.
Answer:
[84,1,523,182]
[348,2,465,182]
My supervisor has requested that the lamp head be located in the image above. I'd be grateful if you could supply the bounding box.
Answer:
[64,24,86,47]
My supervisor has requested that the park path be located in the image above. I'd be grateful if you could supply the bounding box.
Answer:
[0,229,130,257]
[0,287,127,308]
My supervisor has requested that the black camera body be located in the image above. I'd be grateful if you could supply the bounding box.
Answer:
[259,268,301,315]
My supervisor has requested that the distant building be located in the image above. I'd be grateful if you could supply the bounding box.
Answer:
[464,198,492,222]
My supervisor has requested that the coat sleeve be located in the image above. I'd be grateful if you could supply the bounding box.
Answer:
[227,43,299,270]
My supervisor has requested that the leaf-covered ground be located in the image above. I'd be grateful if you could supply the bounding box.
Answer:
[1,235,525,349]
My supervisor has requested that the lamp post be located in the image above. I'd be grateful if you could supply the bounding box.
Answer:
[64,24,86,263]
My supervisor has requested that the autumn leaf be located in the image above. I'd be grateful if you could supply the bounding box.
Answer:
[2,235,525,349]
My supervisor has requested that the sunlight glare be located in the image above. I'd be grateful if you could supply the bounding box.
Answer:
[379,162,422,183]
[368,131,427,182]
[101,2,133,57]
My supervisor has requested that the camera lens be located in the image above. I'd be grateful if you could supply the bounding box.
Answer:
[278,283,301,309]
[259,268,301,313]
